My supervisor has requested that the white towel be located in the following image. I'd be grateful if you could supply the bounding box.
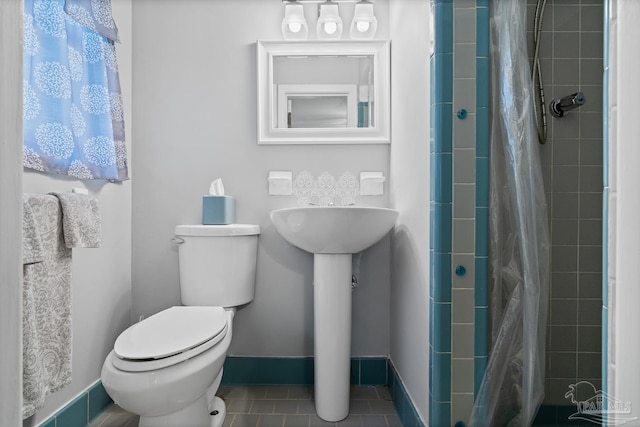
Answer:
[22,194,73,419]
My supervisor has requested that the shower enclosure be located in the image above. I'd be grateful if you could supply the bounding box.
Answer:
[470,1,550,425]
[469,0,603,425]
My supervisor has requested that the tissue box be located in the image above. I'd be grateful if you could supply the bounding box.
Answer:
[202,196,235,225]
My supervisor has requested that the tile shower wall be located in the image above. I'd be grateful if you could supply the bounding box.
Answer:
[430,0,489,425]
[526,0,604,406]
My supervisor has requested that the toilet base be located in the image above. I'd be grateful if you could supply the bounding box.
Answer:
[138,394,227,427]
[209,396,226,427]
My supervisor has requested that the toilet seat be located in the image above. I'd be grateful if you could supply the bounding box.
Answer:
[112,306,228,372]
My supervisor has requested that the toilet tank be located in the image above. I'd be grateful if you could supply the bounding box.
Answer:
[174,224,260,307]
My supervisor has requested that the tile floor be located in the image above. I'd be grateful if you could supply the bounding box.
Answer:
[89,385,402,427]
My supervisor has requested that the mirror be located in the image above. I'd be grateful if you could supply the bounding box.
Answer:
[257,41,390,144]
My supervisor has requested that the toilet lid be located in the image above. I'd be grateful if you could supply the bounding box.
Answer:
[114,306,227,361]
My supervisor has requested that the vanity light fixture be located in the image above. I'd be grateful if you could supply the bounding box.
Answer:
[317,1,343,40]
[282,1,309,40]
[350,0,377,39]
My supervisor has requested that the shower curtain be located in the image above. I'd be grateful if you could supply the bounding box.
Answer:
[469,0,550,426]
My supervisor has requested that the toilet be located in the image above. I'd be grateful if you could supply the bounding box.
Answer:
[101,224,260,427]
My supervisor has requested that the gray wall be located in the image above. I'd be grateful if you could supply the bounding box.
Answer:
[22,0,133,424]
[131,0,392,357]
[527,0,604,404]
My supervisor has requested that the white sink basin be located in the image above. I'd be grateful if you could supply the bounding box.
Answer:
[270,206,399,254]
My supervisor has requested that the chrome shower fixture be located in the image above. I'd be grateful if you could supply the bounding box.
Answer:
[550,92,586,117]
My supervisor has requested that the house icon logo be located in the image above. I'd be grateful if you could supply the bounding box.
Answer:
[565,381,637,425]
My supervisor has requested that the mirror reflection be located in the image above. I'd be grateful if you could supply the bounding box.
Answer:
[273,55,374,129]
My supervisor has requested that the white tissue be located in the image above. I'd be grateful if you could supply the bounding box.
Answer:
[209,179,225,196]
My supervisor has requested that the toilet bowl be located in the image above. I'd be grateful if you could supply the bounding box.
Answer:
[101,307,233,427]
[101,224,260,427]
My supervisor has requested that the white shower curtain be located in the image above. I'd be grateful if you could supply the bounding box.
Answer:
[469,0,550,425]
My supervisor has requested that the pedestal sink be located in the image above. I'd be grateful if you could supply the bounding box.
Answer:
[270,206,399,422]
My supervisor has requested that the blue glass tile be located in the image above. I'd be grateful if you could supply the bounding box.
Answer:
[476,0,489,7]
[476,57,490,108]
[602,72,609,188]
[360,358,388,385]
[435,103,453,154]
[602,189,609,309]
[56,393,88,427]
[434,153,453,203]
[434,53,453,104]
[430,400,451,427]
[602,305,608,399]
[474,307,488,357]
[474,356,488,397]
[429,299,435,347]
[475,156,489,207]
[351,358,360,384]
[475,207,489,257]
[393,389,406,422]
[404,401,423,427]
[430,55,437,105]
[431,350,452,401]
[430,251,436,295]
[476,107,490,158]
[221,357,314,385]
[433,202,453,253]
[474,257,489,306]
[434,3,453,54]
[430,154,436,202]
[433,252,452,303]
[89,381,113,422]
[433,303,452,353]
[476,7,490,57]
[39,418,55,427]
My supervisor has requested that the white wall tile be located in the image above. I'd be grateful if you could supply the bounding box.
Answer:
[453,148,476,183]
[453,218,475,254]
[452,288,474,324]
[452,324,474,358]
[454,8,477,44]
[451,392,474,425]
[451,358,474,393]
[454,78,477,114]
[452,254,475,289]
[453,113,476,148]
[453,184,475,218]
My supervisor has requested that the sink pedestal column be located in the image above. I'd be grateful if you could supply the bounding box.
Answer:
[313,254,352,422]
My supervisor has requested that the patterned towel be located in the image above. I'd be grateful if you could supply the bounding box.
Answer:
[22,195,44,265]
[22,194,72,419]
[50,192,102,248]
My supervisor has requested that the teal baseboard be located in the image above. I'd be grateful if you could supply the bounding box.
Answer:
[388,360,426,427]
[220,356,389,386]
[38,380,113,427]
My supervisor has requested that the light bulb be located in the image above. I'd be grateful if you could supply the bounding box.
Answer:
[324,22,338,35]
[356,21,370,32]
[289,22,302,33]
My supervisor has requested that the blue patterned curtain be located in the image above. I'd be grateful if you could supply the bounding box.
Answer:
[23,0,128,181]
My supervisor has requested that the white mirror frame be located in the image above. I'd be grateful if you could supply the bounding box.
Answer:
[257,40,390,145]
